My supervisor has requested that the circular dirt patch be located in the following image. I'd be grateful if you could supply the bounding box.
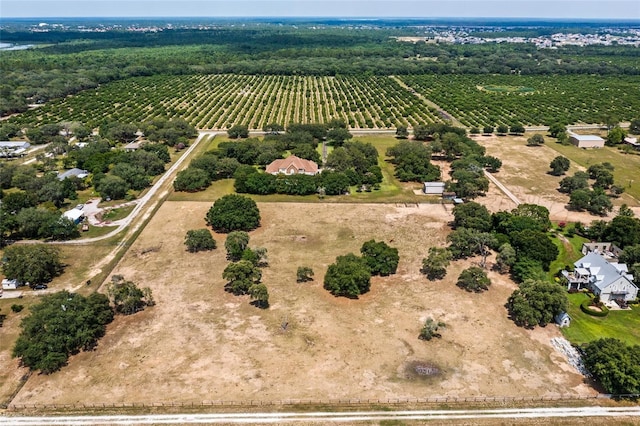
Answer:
[403,360,442,381]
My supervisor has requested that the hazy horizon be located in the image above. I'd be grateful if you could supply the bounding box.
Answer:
[3,1,639,20]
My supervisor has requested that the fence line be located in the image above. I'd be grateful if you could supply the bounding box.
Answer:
[5,394,638,411]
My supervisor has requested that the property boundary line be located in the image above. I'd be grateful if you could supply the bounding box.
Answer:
[5,394,640,411]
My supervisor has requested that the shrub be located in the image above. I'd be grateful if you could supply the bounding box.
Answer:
[456,267,491,292]
[11,304,24,313]
[580,299,609,317]
[184,229,217,252]
[296,266,314,283]
[419,317,446,341]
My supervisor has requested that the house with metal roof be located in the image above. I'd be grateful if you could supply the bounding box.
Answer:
[562,252,638,303]
[0,141,30,157]
[62,208,85,224]
[57,168,89,181]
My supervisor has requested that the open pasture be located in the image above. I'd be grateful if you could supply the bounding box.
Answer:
[11,201,592,406]
[476,135,640,221]
[400,74,640,128]
[547,141,640,203]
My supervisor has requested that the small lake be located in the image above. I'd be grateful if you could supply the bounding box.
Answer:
[0,43,35,51]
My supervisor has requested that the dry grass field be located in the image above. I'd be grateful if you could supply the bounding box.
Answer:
[475,135,640,220]
[11,201,593,406]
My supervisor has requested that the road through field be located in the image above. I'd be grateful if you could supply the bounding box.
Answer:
[3,406,640,424]
[390,76,465,127]
[483,169,522,206]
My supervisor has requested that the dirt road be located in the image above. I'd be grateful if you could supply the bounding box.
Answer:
[2,406,640,424]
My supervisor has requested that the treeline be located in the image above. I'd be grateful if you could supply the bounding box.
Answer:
[2,26,639,116]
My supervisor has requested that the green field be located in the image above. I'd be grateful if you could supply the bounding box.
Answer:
[9,74,443,130]
[547,142,640,201]
[562,293,640,346]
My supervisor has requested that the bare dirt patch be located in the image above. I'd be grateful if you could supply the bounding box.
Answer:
[12,202,593,405]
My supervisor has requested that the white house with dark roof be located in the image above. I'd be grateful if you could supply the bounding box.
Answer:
[562,252,638,303]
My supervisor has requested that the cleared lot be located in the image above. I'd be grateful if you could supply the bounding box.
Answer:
[12,201,592,405]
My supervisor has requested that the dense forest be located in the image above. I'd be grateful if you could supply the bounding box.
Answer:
[1,24,639,117]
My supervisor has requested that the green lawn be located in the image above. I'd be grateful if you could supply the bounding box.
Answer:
[562,292,640,346]
[101,205,135,222]
[546,142,640,204]
[79,224,118,239]
[547,232,588,281]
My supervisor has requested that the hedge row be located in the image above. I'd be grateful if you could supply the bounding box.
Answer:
[580,299,610,317]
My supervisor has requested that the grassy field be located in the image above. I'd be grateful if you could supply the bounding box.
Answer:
[9,201,593,405]
[476,134,639,225]
[101,205,135,222]
[562,293,640,347]
[546,141,640,202]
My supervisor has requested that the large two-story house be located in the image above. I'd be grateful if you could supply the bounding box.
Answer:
[562,251,638,304]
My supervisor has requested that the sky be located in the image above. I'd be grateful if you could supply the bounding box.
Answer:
[1,0,639,20]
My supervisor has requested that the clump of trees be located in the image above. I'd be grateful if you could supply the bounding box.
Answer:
[582,214,640,249]
[206,194,261,233]
[174,167,211,192]
[227,124,250,139]
[446,203,556,283]
[506,279,568,328]
[360,240,399,276]
[13,291,114,373]
[324,253,372,298]
[456,267,491,292]
[386,140,440,182]
[324,239,399,298]
[107,275,155,315]
[582,338,640,395]
[526,133,545,146]
[221,231,270,308]
[1,245,64,287]
[421,247,452,280]
[184,229,217,252]
[559,162,622,216]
